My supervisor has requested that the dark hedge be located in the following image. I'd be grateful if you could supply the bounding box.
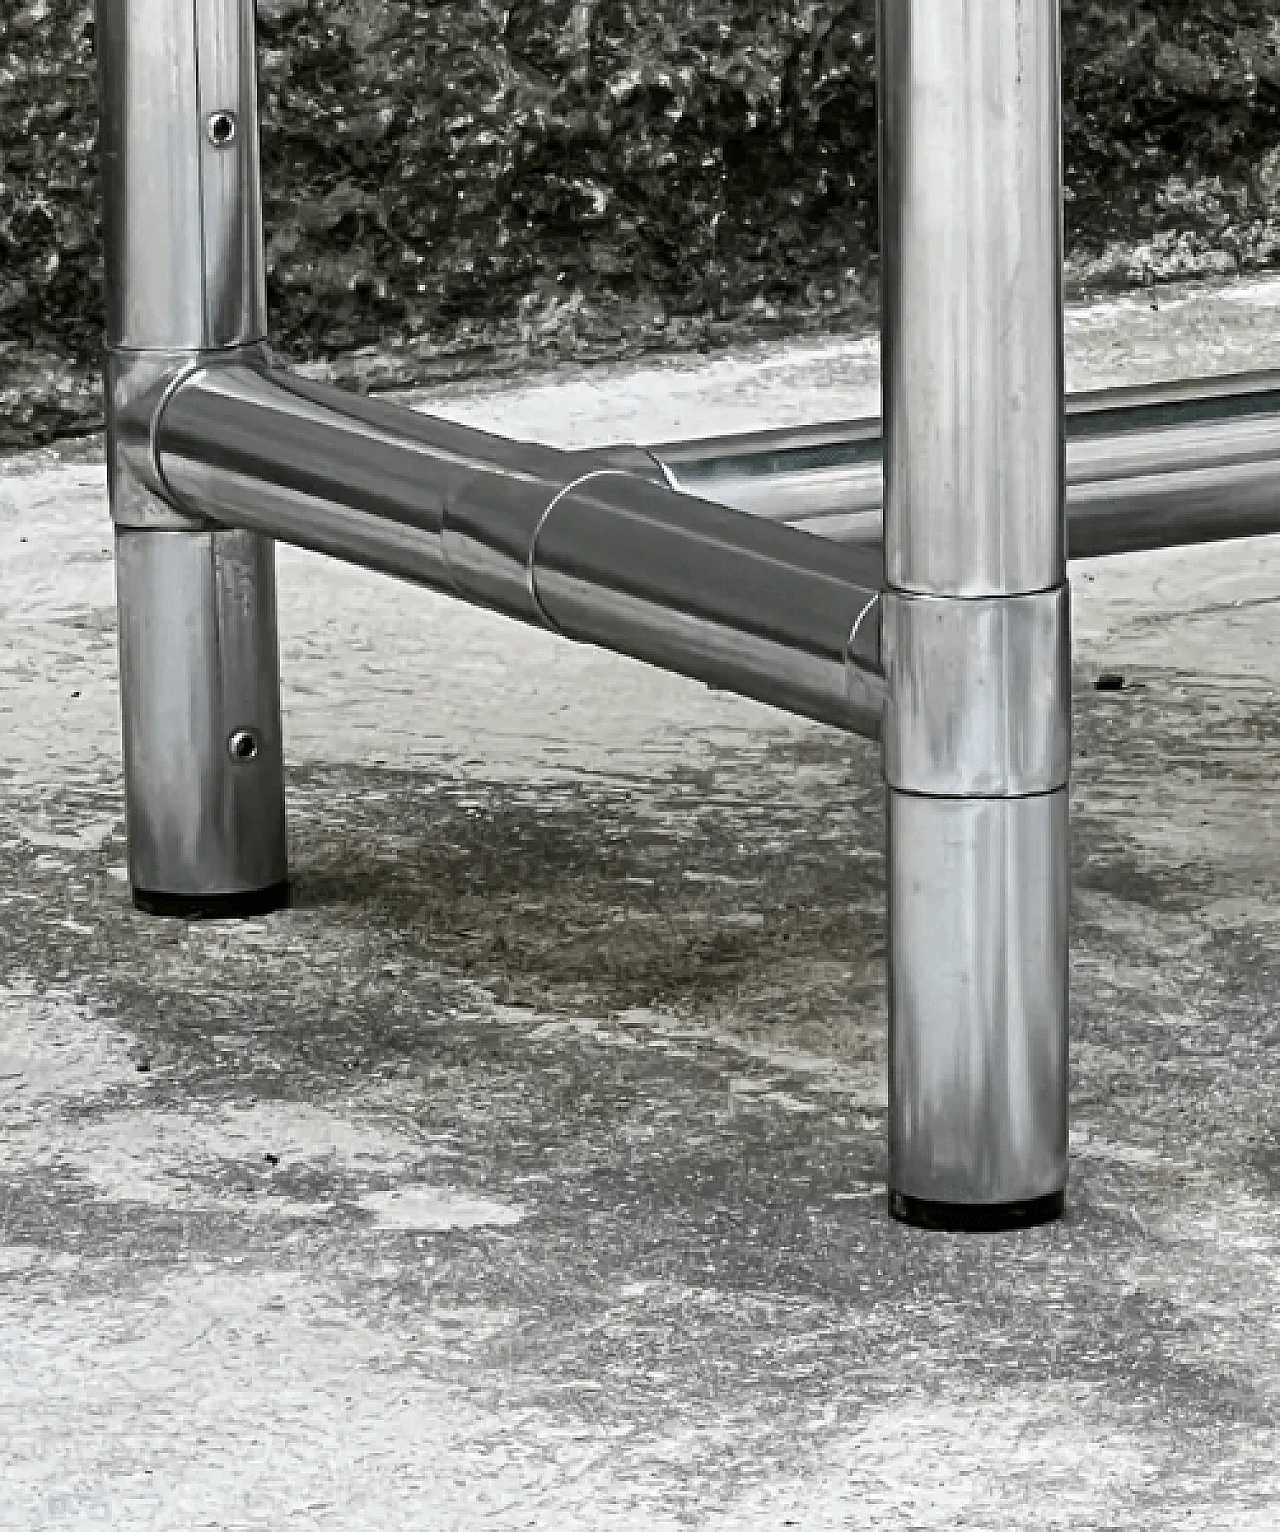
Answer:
[5,1,1280,447]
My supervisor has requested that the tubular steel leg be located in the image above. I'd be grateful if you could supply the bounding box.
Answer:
[98,0,287,915]
[879,0,1071,1227]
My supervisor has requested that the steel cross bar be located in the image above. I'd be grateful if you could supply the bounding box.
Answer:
[149,358,887,736]
[652,372,1280,559]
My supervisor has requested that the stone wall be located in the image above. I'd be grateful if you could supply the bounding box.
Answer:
[5,1,1280,446]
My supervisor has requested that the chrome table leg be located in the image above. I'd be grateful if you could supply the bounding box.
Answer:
[879,0,1071,1228]
[98,0,287,916]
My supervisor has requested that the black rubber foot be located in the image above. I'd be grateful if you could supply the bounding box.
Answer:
[132,881,290,921]
[889,1188,1065,1232]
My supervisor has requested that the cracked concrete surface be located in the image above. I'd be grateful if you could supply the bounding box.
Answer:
[3,279,1280,1527]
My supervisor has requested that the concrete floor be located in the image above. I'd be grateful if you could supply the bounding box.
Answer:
[4,278,1280,1527]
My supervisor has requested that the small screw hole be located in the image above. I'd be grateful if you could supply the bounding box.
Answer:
[228,729,259,762]
[207,111,237,148]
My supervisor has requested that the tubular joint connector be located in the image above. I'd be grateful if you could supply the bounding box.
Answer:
[881,585,1071,799]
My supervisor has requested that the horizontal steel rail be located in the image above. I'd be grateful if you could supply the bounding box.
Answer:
[153,360,887,738]
[653,371,1280,558]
